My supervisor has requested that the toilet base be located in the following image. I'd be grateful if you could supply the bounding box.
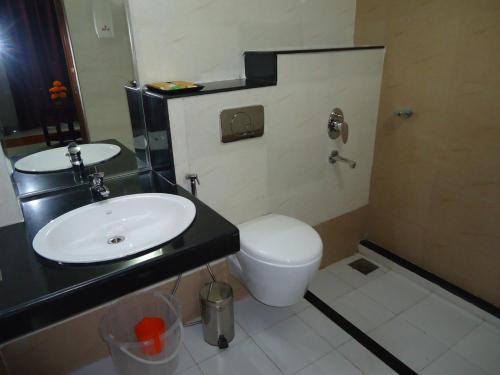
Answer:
[228,252,321,307]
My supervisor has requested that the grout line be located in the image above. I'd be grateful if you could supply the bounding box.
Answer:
[194,364,204,375]
[234,301,296,337]
[289,348,336,375]
[418,349,452,374]
[305,291,417,375]
[334,341,379,375]
[181,343,199,371]
[248,336,286,375]
[187,322,249,365]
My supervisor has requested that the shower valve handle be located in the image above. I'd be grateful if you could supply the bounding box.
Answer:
[328,108,349,144]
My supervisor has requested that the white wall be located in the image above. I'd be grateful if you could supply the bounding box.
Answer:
[169,49,384,226]
[0,147,23,227]
[64,0,135,150]
[127,0,356,84]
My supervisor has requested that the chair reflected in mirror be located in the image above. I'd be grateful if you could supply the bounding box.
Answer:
[40,102,82,147]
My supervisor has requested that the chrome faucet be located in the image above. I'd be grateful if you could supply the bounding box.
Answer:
[89,172,110,200]
[329,150,356,169]
[67,142,84,169]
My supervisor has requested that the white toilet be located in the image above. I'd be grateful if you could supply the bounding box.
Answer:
[228,214,323,307]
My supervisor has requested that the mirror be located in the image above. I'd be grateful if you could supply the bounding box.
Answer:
[0,0,145,197]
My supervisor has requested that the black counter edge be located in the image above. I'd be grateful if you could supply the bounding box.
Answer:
[1,232,239,343]
[360,240,500,318]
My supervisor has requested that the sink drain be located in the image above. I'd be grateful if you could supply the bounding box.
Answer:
[107,235,125,245]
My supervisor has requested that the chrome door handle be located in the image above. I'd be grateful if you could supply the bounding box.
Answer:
[328,108,349,144]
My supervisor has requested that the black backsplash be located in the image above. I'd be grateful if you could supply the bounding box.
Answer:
[141,91,176,183]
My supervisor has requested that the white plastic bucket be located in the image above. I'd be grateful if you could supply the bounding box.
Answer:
[100,291,183,375]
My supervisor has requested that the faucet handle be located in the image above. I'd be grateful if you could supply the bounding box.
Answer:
[89,172,105,186]
[66,141,84,167]
[67,141,81,155]
[328,108,349,144]
[89,172,110,199]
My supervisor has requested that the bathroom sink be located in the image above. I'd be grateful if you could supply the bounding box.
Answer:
[14,143,121,173]
[33,193,196,263]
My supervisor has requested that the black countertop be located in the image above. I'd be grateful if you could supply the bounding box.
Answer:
[11,139,140,197]
[144,79,274,100]
[0,171,239,343]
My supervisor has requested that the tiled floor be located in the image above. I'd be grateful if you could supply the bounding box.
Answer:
[313,254,500,374]
[72,253,500,375]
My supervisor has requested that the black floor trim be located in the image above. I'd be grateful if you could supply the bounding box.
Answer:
[305,291,417,375]
[360,240,500,318]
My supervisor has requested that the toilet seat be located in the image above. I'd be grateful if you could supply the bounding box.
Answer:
[238,214,322,266]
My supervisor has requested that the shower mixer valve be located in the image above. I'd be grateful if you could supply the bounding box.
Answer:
[329,150,356,169]
[328,107,349,144]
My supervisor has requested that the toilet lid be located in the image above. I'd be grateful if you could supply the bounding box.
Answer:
[238,214,323,266]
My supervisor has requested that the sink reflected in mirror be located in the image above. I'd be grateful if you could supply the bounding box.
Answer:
[0,0,145,196]
[33,193,196,263]
[14,143,121,173]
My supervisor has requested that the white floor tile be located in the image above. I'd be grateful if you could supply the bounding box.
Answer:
[391,263,437,292]
[421,351,490,375]
[482,311,500,329]
[453,323,500,375]
[290,298,312,314]
[253,316,332,374]
[329,290,394,332]
[198,339,283,375]
[338,340,398,375]
[179,366,203,375]
[298,307,351,348]
[324,255,386,288]
[69,346,195,375]
[183,322,248,363]
[69,357,116,375]
[176,345,198,374]
[234,296,294,336]
[358,271,429,313]
[308,270,354,303]
[401,294,482,347]
[370,316,447,372]
[483,312,500,331]
[295,350,364,375]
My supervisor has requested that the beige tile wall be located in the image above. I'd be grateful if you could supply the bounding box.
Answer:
[317,205,368,268]
[355,0,500,307]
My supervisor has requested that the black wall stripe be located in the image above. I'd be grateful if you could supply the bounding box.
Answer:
[305,291,417,375]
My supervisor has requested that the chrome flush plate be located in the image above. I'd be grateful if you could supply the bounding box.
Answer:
[220,105,264,143]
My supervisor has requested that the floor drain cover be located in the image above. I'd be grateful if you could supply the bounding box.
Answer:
[348,258,379,275]
[107,236,125,245]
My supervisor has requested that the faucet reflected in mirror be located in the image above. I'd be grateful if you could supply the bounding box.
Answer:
[0,0,145,196]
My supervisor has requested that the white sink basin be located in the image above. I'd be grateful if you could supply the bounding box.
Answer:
[33,193,196,263]
[14,143,121,173]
